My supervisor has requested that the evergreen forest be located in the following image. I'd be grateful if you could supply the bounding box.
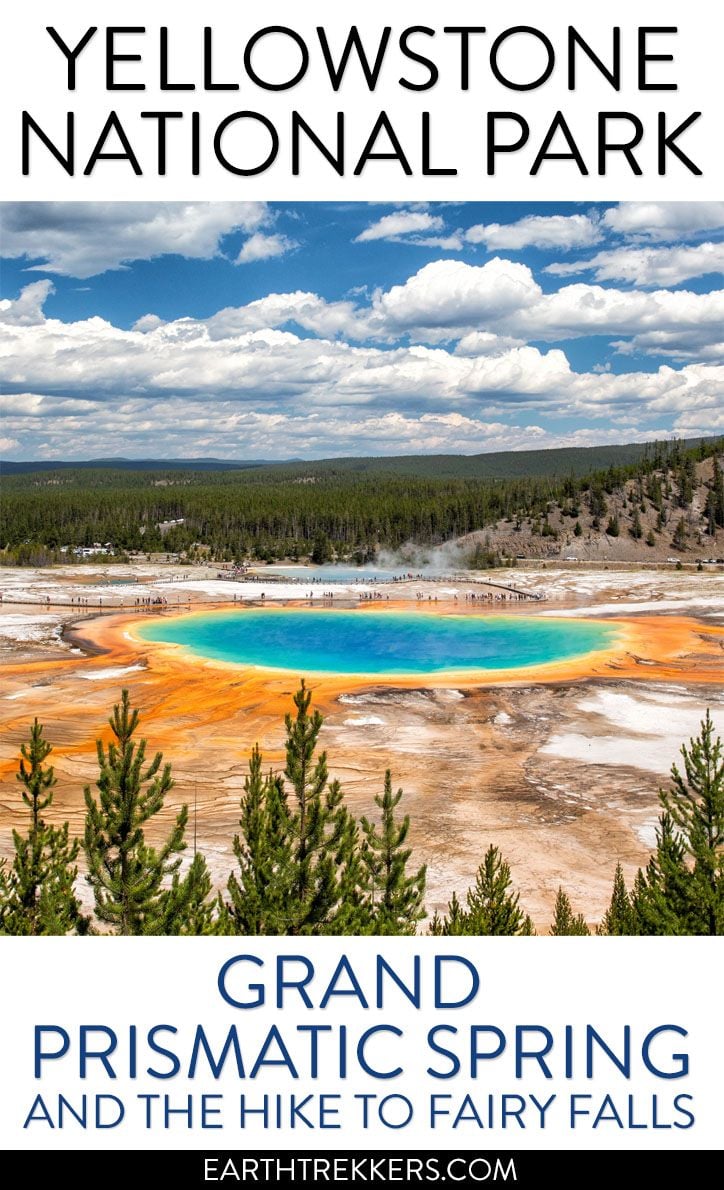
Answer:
[2,437,722,566]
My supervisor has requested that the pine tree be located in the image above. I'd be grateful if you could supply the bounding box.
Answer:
[283,681,338,932]
[657,710,724,934]
[310,531,333,564]
[161,851,218,935]
[223,682,368,935]
[588,484,607,523]
[597,863,638,935]
[549,887,590,935]
[361,770,426,935]
[283,682,368,934]
[631,814,691,935]
[223,745,293,935]
[428,848,533,935]
[465,846,528,935]
[83,689,210,935]
[0,719,86,936]
[630,508,643,540]
[672,517,687,550]
[704,490,717,537]
[328,797,370,935]
[428,890,467,936]
[713,457,724,528]
[0,861,8,932]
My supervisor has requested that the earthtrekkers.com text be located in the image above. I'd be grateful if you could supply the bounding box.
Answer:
[204,1156,516,1183]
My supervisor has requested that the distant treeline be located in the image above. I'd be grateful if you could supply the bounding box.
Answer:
[2,436,715,479]
[1,437,721,565]
[1,685,722,936]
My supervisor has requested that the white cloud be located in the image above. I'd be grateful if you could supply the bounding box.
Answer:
[363,262,724,359]
[0,394,685,461]
[545,242,724,287]
[3,205,721,459]
[463,346,572,394]
[133,314,166,333]
[611,332,724,363]
[674,408,724,434]
[0,279,54,325]
[371,258,541,332]
[206,291,371,341]
[235,232,298,264]
[5,265,724,372]
[563,363,724,417]
[354,211,444,243]
[454,332,525,357]
[2,282,722,435]
[0,436,19,452]
[510,282,724,359]
[0,202,270,278]
[412,233,464,251]
[195,261,544,345]
[465,214,601,252]
[602,202,724,241]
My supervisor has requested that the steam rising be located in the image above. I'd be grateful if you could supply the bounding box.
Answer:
[375,540,470,575]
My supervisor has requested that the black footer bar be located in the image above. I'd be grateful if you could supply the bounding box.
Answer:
[9,1149,705,1184]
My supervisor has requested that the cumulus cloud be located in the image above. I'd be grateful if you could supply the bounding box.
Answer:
[412,233,464,251]
[545,242,724,287]
[602,202,724,241]
[235,232,298,264]
[563,363,724,417]
[0,202,271,278]
[465,214,601,252]
[4,198,722,461]
[509,283,724,359]
[674,409,724,434]
[454,332,525,357]
[2,280,722,424]
[133,314,166,333]
[0,279,54,325]
[0,393,685,461]
[5,265,723,369]
[611,331,724,363]
[370,258,541,333]
[354,211,445,243]
[205,291,371,342]
[359,261,724,359]
[189,260,545,345]
[2,257,722,461]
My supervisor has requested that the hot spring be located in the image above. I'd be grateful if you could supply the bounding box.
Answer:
[137,609,618,676]
[249,564,438,583]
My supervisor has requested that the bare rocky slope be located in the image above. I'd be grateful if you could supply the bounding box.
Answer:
[459,456,724,564]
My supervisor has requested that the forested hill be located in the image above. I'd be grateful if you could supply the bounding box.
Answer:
[1,437,722,567]
[244,441,704,482]
[0,457,270,476]
[1,437,713,480]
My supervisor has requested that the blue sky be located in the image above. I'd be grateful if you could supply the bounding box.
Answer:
[1,201,722,459]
